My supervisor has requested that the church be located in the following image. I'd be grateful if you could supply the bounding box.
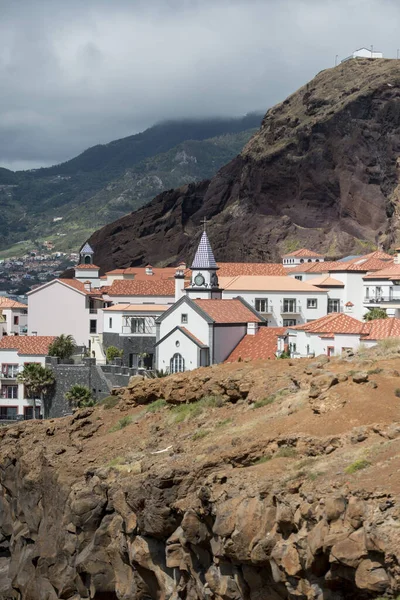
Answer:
[155,231,265,373]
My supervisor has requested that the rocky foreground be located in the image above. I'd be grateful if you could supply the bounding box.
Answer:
[2,348,400,599]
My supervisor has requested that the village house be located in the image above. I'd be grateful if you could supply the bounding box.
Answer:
[0,336,55,420]
[282,248,325,267]
[0,297,28,338]
[363,251,400,317]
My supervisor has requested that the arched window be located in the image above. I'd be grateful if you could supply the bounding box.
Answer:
[170,353,185,373]
[84,255,91,264]
[300,259,304,263]
[308,259,312,263]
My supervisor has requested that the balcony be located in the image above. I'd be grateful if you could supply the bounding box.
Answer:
[364,296,399,304]
[255,302,273,315]
[280,302,301,314]
[0,371,20,380]
[89,308,98,314]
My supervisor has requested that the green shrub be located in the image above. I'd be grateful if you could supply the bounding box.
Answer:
[215,418,232,428]
[170,395,223,423]
[65,384,95,408]
[106,346,123,363]
[253,396,275,409]
[395,388,400,398]
[107,456,124,467]
[276,447,297,458]
[109,415,133,432]
[146,399,167,413]
[192,429,211,440]
[368,367,383,375]
[99,395,120,409]
[345,459,370,474]
[253,455,272,465]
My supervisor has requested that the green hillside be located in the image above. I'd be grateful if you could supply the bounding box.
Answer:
[0,115,261,255]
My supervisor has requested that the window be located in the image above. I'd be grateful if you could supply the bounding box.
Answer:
[1,364,19,377]
[283,299,297,313]
[328,299,340,313]
[307,299,318,309]
[89,320,97,334]
[13,316,19,325]
[376,286,383,299]
[1,386,18,399]
[0,406,17,420]
[24,406,40,420]
[255,299,269,313]
[365,287,369,298]
[289,342,297,353]
[295,275,303,281]
[131,318,145,333]
[300,259,304,263]
[109,317,112,328]
[283,319,297,327]
[170,353,185,373]
[181,314,188,324]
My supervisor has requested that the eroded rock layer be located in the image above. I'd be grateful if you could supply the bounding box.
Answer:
[2,351,400,599]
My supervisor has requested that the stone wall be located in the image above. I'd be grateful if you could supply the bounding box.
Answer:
[103,332,156,368]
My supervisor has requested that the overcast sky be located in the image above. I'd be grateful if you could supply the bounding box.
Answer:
[1,0,399,171]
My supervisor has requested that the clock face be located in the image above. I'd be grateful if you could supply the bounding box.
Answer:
[194,273,205,287]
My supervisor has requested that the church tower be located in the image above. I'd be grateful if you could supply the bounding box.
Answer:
[80,242,94,265]
[186,228,223,299]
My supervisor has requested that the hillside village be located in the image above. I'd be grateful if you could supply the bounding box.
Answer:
[1,230,400,421]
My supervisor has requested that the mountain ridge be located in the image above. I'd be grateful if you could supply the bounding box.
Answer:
[87,59,400,272]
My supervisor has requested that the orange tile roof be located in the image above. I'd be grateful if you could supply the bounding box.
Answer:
[107,279,175,297]
[103,304,169,312]
[0,336,56,355]
[363,263,400,279]
[105,267,177,279]
[74,264,100,270]
[345,250,393,262]
[217,263,287,277]
[361,318,400,340]
[289,258,392,275]
[287,261,339,274]
[226,327,286,362]
[57,279,102,296]
[307,275,345,287]
[193,299,261,323]
[283,248,324,258]
[290,313,365,335]
[220,275,324,292]
[0,297,27,309]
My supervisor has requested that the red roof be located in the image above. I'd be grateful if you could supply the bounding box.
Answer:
[289,258,392,274]
[57,279,102,296]
[105,267,177,279]
[290,313,365,335]
[361,318,400,340]
[107,279,175,297]
[74,264,100,270]
[217,263,287,277]
[0,297,27,309]
[180,327,207,347]
[193,299,261,323]
[226,327,286,362]
[283,248,324,258]
[363,263,400,280]
[0,336,56,355]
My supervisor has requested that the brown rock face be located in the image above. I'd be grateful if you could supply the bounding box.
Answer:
[88,59,400,272]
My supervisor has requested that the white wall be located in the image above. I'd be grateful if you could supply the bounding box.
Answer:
[102,310,164,336]
[28,281,90,346]
[222,290,327,326]
[104,294,174,305]
[159,304,209,347]
[157,328,201,372]
[0,350,46,416]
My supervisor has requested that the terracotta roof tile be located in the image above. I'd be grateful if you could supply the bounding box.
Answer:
[107,279,175,297]
[57,279,102,296]
[363,263,400,279]
[283,248,324,258]
[0,336,56,355]
[180,327,207,347]
[361,318,400,340]
[307,275,345,287]
[226,327,286,362]
[0,297,27,309]
[290,313,365,335]
[289,257,392,275]
[103,304,169,312]
[217,263,287,277]
[220,275,324,292]
[105,267,177,279]
[193,299,261,323]
[75,264,100,270]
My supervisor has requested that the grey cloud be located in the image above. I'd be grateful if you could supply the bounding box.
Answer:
[0,0,399,170]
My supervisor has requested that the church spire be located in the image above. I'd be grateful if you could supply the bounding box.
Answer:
[187,224,222,299]
[191,231,218,270]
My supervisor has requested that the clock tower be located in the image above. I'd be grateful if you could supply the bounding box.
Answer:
[186,228,223,299]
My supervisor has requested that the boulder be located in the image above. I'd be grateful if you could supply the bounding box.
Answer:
[355,559,389,592]
[309,373,339,399]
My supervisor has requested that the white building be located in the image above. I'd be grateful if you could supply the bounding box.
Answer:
[282,248,325,268]
[0,298,28,338]
[0,336,55,420]
[341,48,383,62]
[220,275,328,327]
[363,256,400,318]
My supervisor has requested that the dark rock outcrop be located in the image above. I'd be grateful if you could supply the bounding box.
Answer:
[88,59,400,272]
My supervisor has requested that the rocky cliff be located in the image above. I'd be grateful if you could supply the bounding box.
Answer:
[2,347,400,599]
[88,59,400,271]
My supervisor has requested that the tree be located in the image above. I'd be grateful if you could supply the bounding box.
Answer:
[48,334,76,360]
[65,384,95,408]
[106,346,123,363]
[364,308,388,321]
[17,364,55,418]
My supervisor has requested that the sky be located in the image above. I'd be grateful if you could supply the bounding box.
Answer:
[1,0,399,171]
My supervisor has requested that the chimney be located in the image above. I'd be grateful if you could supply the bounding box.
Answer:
[84,280,92,292]
[247,322,259,335]
[145,264,153,275]
[175,267,186,301]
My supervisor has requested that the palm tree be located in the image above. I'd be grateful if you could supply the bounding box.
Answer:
[48,334,76,360]
[17,364,55,419]
[65,384,95,409]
